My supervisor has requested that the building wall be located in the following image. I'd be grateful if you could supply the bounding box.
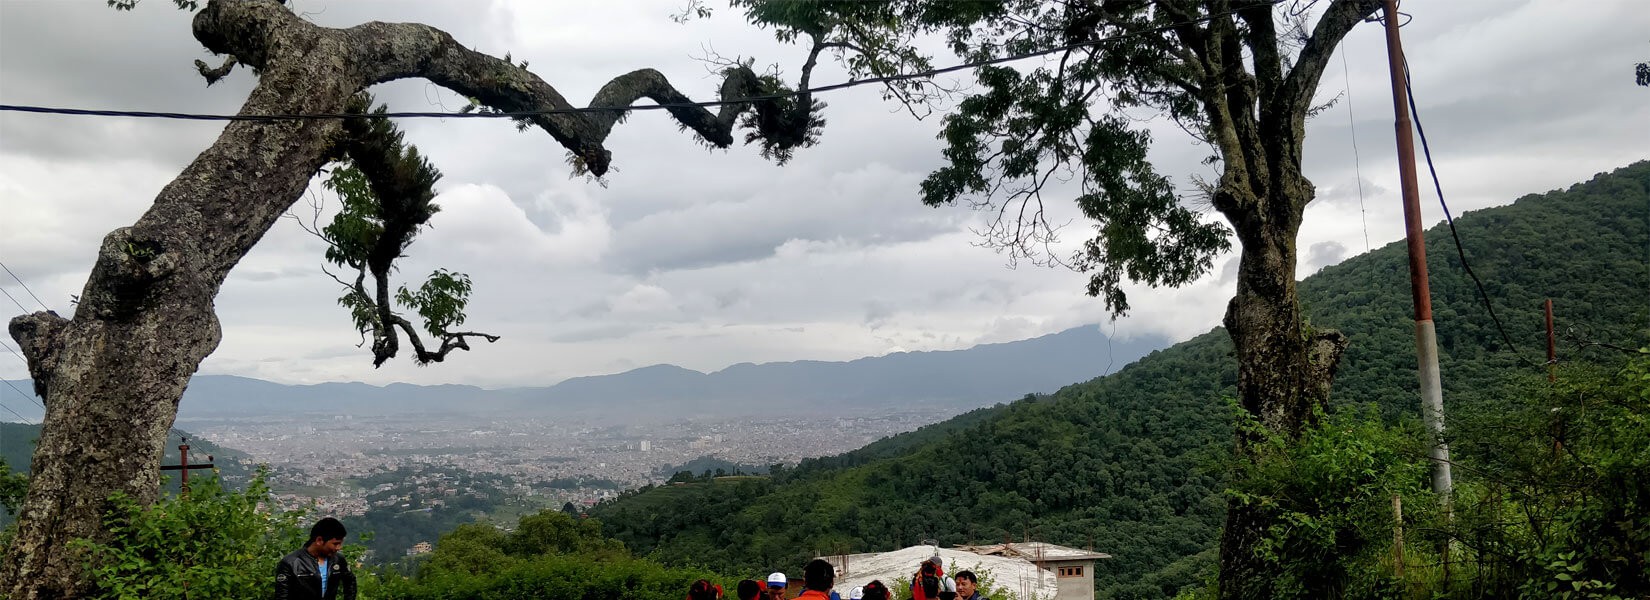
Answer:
[1050,560,1094,600]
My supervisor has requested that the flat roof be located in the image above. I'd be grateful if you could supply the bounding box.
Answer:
[955,542,1113,562]
[819,545,1058,599]
[815,542,1110,597]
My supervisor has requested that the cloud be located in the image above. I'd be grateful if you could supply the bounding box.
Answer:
[1305,241,1350,274]
[2,0,1642,387]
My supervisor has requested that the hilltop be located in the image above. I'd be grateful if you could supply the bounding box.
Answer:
[0,324,1168,424]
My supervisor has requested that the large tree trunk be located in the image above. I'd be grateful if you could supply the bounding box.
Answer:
[2,1,796,596]
[1213,182,1349,599]
[0,5,354,596]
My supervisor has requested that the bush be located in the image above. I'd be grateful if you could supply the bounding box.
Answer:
[72,468,310,600]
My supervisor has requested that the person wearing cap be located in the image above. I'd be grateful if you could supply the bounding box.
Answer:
[954,570,987,600]
[796,559,835,600]
[848,586,864,600]
[765,572,790,600]
[910,557,946,600]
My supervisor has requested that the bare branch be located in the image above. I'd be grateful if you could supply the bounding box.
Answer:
[387,314,499,365]
[1279,0,1382,122]
[192,56,237,86]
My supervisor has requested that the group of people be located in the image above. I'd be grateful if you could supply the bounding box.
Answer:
[270,517,986,600]
[688,556,987,600]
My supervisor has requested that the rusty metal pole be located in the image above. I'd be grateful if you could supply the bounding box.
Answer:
[1545,299,1557,382]
[179,439,191,493]
[1381,0,1452,500]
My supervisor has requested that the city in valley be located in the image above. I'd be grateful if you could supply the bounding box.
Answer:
[178,408,956,558]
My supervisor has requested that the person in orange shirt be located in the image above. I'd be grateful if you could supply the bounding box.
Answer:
[795,559,836,600]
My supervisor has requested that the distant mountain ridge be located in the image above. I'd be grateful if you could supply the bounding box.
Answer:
[1,325,1169,423]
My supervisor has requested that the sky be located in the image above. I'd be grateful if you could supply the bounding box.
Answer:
[0,0,1645,389]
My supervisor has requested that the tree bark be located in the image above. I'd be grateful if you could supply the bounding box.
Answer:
[1213,181,1350,599]
[2,1,797,596]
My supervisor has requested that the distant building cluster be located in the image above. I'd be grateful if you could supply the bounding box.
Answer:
[181,408,953,557]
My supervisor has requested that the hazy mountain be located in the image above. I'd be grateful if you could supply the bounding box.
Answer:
[1,324,1169,423]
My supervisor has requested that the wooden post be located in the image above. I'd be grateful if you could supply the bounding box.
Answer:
[1392,495,1405,578]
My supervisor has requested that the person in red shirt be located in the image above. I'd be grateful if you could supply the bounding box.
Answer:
[687,579,724,600]
[796,559,836,600]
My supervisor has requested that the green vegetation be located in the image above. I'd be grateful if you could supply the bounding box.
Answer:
[591,163,1650,598]
[351,465,518,561]
[367,510,720,599]
[71,469,312,600]
[0,424,257,527]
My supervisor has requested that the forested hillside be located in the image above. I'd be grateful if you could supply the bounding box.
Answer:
[590,163,1650,598]
[1,423,258,526]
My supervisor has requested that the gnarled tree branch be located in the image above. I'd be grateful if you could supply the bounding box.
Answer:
[6,311,68,399]
[345,20,818,176]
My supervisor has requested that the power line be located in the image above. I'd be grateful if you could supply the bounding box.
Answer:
[0,402,30,424]
[1341,45,1371,252]
[0,2,1285,124]
[1402,60,1539,369]
[0,286,30,314]
[0,378,41,416]
[0,342,46,412]
[0,340,27,370]
[0,261,50,312]
[0,381,33,424]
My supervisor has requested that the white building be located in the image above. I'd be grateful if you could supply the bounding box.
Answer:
[819,542,1109,600]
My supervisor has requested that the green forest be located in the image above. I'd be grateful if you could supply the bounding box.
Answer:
[587,163,1650,598]
[5,164,1646,599]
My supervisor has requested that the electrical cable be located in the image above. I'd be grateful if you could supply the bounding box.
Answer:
[1402,59,1540,369]
[0,348,45,412]
[1341,46,1371,252]
[0,261,50,312]
[0,287,28,314]
[0,387,33,424]
[0,1,1288,124]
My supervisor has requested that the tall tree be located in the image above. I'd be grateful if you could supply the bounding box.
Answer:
[1,1,823,596]
[721,0,1379,596]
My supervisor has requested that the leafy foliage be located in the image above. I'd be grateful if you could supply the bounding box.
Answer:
[368,510,719,600]
[309,94,496,365]
[396,269,474,339]
[70,470,310,600]
[1219,406,1428,599]
[721,0,1371,314]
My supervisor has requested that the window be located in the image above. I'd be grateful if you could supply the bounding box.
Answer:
[1057,566,1084,577]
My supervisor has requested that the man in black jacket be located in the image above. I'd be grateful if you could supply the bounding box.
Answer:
[275,517,356,600]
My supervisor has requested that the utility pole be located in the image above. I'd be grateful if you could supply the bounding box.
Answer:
[1380,0,1452,499]
[159,437,215,494]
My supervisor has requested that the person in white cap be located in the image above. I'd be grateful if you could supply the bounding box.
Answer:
[765,572,789,600]
[849,586,864,600]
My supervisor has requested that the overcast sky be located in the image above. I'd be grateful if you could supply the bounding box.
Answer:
[0,0,1645,388]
